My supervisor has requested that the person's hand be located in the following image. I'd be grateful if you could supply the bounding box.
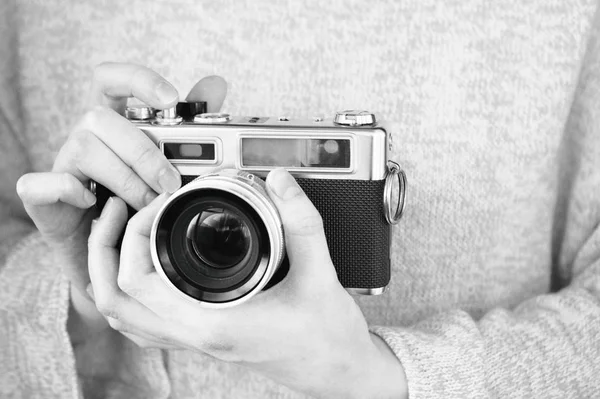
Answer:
[15,62,227,343]
[87,168,408,398]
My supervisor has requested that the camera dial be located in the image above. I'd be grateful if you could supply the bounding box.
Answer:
[125,105,155,120]
[194,112,232,124]
[333,110,377,126]
[155,107,183,126]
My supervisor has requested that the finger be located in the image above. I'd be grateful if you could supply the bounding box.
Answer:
[266,169,337,283]
[54,130,158,210]
[82,106,180,194]
[87,196,129,318]
[186,75,228,113]
[88,198,179,337]
[17,172,96,209]
[89,62,179,112]
[118,193,170,290]
[116,193,208,317]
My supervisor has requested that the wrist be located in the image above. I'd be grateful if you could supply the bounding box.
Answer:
[365,332,408,399]
[316,331,407,399]
[67,285,108,346]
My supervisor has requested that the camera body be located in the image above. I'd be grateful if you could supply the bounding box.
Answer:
[96,104,406,306]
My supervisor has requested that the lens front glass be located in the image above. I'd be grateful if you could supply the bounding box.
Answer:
[155,189,273,304]
[187,207,252,269]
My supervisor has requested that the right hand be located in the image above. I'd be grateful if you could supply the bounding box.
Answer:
[16,62,227,342]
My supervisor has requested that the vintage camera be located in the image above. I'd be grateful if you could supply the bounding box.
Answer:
[93,103,407,308]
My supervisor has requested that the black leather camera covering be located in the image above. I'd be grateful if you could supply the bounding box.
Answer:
[295,177,390,290]
[181,176,390,289]
[95,176,391,290]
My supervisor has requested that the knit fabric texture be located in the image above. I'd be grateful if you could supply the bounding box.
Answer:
[1,0,600,398]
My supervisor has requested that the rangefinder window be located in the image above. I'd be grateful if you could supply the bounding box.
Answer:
[241,138,351,168]
[163,142,216,161]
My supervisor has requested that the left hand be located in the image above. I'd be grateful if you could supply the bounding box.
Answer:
[87,168,407,398]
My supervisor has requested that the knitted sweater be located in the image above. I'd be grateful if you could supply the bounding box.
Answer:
[1,0,599,397]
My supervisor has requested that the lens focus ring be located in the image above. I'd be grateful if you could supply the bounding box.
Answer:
[150,169,285,308]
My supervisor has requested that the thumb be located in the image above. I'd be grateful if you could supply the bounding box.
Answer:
[266,169,337,283]
[185,75,228,113]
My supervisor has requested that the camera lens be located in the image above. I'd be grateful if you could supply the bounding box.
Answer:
[186,207,252,269]
[163,194,263,295]
[150,170,285,308]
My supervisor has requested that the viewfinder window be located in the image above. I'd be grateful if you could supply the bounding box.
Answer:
[163,142,216,161]
[241,138,351,168]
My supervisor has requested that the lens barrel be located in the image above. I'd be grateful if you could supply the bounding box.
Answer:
[150,169,285,308]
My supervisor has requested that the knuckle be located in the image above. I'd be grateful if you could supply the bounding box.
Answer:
[116,274,133,292]
[154,333,175,346]
[59,173,79,195]
[96,301,119,320]
[132,144,159,169]
[80,106,108,129]
[130,66,154,86]
[117,275,141,298]
[193,321,238,359]
[119,171,141,196]
[198,336,237,360]
[126,211,146,232]
[67,128,94,159]
[107,318,126,332]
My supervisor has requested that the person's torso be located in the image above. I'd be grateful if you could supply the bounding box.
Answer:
[14,0,598,397]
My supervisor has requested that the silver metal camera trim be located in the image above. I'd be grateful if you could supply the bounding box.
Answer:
[134,120,389,181]
[194,112,232,124]
[333,110,377,126]
[125,105,155,120]
[346,287,386,295]
[150,169,285,309]
[236,133,356,174]
[130,115,400,295]
[158,137,223,165]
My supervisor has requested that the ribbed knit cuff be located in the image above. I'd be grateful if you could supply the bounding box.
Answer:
[0,217,34,264]
[370,319,487,399]
[0,232,80,398]
[0,231,171,399]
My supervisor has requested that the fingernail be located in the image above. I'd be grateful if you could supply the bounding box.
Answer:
[158,167,181,193]
[269,169,302,200]
[100,197,114,218]
[155,81,178,105]
[86,283,95,301]
[83,189,97,207]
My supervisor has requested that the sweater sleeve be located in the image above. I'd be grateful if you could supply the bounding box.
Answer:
[0,2,82,398]
[0,0,34,262]
[371,10,600,399]
[0,4,171,398]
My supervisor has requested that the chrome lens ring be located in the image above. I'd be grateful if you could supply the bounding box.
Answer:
[150,169,285,308]
[383,161,407,225]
